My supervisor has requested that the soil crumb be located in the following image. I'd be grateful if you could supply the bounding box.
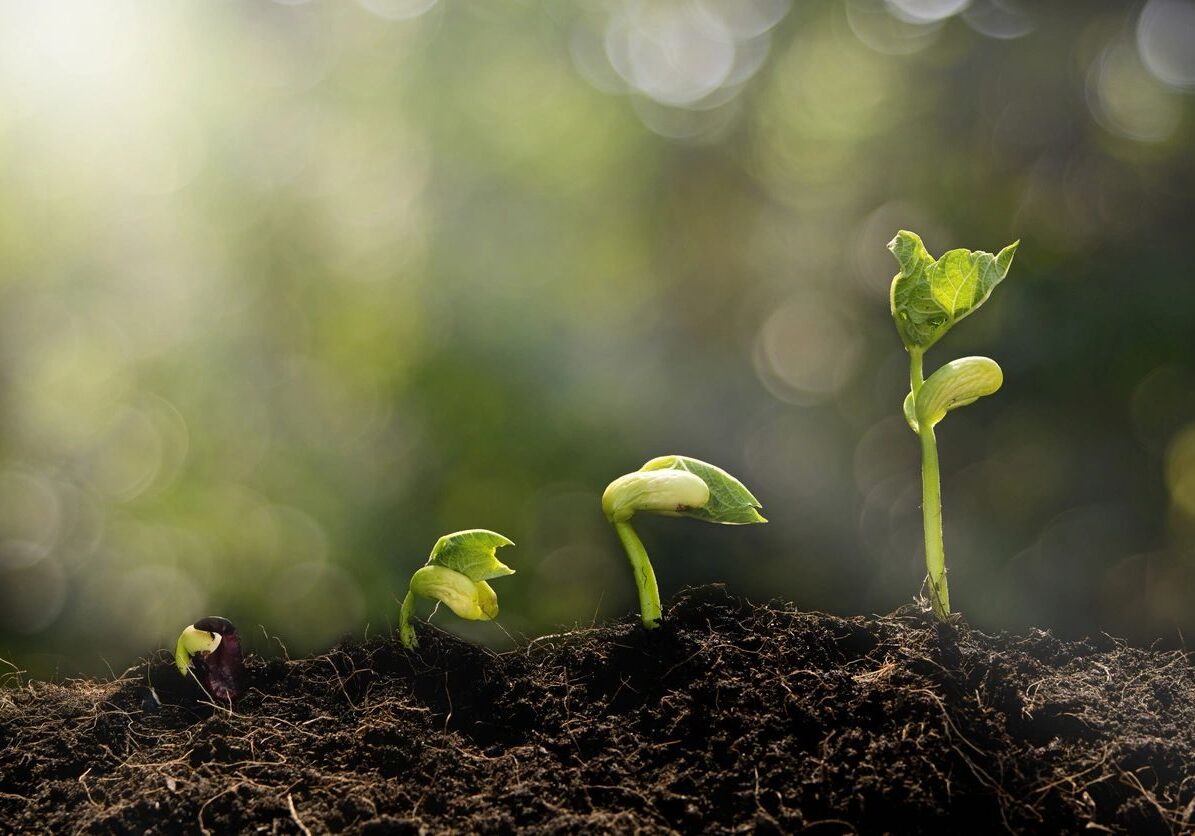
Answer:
[3,587,1195,834]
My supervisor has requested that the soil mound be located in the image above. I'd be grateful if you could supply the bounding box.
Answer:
[3,587,1194,833]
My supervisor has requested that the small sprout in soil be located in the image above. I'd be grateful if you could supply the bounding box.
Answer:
[399,529,516,649]
[174,616,247,702]
[602,455,766,628]
[889,230,1018,621]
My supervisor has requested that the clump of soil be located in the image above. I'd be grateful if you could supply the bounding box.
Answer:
[3,587,1195,833]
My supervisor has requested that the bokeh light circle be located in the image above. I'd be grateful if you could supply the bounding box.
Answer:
[1137,0,1195,90]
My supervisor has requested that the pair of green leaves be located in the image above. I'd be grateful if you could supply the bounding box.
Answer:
[890,231,1018,432]
[603,455,766,525]
[889,230,1019,353]
[408,529,514,622]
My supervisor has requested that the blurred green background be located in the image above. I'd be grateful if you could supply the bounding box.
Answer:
[2,0,1195,679]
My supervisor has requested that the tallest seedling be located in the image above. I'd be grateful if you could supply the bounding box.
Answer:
[889,230,1018,620]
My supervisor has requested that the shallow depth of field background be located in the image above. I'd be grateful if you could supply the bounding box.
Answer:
[2,0,1194,678]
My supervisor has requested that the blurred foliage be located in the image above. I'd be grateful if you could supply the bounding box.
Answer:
[2,0,1195,678]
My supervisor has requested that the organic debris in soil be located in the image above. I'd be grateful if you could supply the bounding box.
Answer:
[3,586,1195,834]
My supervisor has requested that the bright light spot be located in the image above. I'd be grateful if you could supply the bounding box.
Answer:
[1087,41,1182,143]
[607,2,737,107]
[1137,0,1195,90]
[885,0,971,25]
[846,0,942,56]
[0,1,146,102]
[579,0,789,138]
[571,23,627,94]
[754,294,864,404]
[630,95,741,143]
[356,0,440,22]
[696,0,791,39]
[962,0,1034,40]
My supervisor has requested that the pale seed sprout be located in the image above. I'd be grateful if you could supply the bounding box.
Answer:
[399,529,515,649]
[602,455,766,628]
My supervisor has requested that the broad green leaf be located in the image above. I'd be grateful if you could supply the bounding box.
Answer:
[927,244,1018,323]
[915,356,1003,428]
[889,231,1018,351]
[410,565,492,620]
[426,529,515,582]
[639,455,766,525]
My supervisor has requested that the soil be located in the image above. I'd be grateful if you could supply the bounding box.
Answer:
[3,586,1195,834]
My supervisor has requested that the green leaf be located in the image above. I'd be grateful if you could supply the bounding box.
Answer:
[927,244,1018,323]
[915,356,1003,428]
[889,231,1018,351]
[639,455,766,525]
[889,231,944,350]
[426,529,515,582]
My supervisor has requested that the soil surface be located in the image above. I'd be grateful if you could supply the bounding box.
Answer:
[3,586,1195,834]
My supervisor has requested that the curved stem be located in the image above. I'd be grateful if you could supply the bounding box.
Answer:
[613,520,662,628]
[399,589,418,649]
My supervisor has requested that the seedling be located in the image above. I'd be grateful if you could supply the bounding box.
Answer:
[889,230,1018,621]
[602,455,765,628]
[399,529,515,649]
[175,616,247,702]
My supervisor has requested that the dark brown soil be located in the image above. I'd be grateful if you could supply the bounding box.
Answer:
[3,587,1195,834]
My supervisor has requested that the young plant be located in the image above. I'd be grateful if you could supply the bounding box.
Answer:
[398,529,515,649]
[602,455,766,628]
[174,616,247,702]
[889,230,1018,621]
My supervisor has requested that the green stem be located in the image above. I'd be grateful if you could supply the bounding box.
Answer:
[919,424,949,619]
[613,520,662,628]
[910,348,949,620]
[399,589,417,649]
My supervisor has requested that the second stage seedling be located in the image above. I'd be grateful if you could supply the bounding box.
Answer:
[889,230,1018,621]
[399,529,515,649]
[602,455,766,628]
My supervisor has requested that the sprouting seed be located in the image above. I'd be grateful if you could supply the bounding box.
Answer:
[398,529,515,649]
[602,455,765,628]
[174,616,246,703]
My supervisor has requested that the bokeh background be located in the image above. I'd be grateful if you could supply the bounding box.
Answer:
[2,0,1195,679]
